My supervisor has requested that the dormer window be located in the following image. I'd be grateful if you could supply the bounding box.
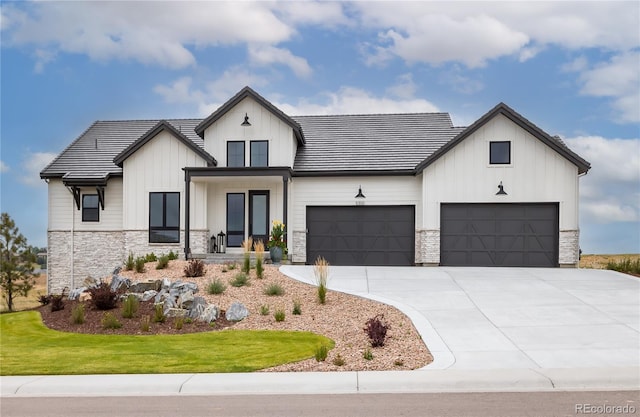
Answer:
[227,141,245,167]
[490,141,511,165]
[250,141,268,167]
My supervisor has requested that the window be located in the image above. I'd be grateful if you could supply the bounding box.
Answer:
[82,194,99,222]
[490,141,511,164]
[227,141,245,167]
[226,193,245,247]
[250,141,268,167]
[149,192,180,243]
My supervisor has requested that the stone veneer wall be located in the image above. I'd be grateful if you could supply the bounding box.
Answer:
[416,229,440,265]
[559,229,580,266]
[123,230,208,258]
[291,230,306,264]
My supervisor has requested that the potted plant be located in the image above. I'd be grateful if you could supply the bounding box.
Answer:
[267,220,286,263]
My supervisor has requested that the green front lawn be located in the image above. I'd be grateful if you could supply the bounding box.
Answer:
[0,312,333,375]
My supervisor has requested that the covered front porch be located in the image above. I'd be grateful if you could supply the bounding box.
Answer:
[183,167,292,258]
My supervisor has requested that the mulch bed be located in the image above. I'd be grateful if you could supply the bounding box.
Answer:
[38,300,236,335]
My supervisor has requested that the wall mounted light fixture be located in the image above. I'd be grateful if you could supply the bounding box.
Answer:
[355,185,366,205]
[496,181,507,195]
[241,113,251,126]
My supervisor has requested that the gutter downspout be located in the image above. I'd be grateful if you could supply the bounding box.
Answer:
[70,196,75,291]
[184,169,191,260]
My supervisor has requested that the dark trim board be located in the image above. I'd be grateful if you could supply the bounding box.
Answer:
[306,205,415,266]
[440,203,559,267]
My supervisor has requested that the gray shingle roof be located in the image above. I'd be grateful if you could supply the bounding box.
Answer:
[291,113,463,172]
[41,119,204,180]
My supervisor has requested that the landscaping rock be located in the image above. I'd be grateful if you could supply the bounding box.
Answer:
[120,293,143,301]
[110,275,131,292]
[225,302,249,322]
[187,296,207,319]
[155,288,168,303]
[130,280,161,293]
[178,290,195,309]
[163,297,176,315]
[112,266,122,275]
[68,287,86,301]
[166,308,188,318]
[141,290,158,302]
[199,304,219,323]
[79,292,92,303]
[83,276,100,288]
[162,278,171,290]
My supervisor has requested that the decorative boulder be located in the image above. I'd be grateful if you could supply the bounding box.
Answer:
[83,276,99,288]
[199,304,219,323]
[130,280,161,293]
[161,278,171,290]
[141,290,158,302]
[178,290,195,309]
[155,288,168,304]
[68,287,87,301]
[79,292,92,303]
[166,308,188,318]
[187,297,207,319]
[225,302,249,322]
[110,275,130,292]
[163,297,177,315]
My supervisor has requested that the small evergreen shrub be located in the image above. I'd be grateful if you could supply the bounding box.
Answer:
[274,309,285,322]
[140,315,151,332]
[227,263,237,270]
[230,272,250,287]
[175,317,184,330]
[37,294,51,306]
[260,305,270,315]
[184,259,205,277]
[314,344,329,362]
[264,283,284,296]
[292,299,302,315]
[50,294,65,312]
[363,348,373,360]
[101,312,122,329]
[134,257,146,273]
[394,358,404,367]
[145,253,157,262]
[88,282,119,310]
[152,304,166,323]
[364,314,389,347]
[156,255,169,270]
[121,294,139,319]
[184,317,193,324]
[207,279,226,295]
[124,252,135,271]
[332,354,345,366]
[71,303,85,324]
[167,250,179,261]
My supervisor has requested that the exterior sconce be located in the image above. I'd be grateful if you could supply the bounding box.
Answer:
[355,185,366,206]
[241,113,251,126]
[216,230,226,253]
[496,181,507,195]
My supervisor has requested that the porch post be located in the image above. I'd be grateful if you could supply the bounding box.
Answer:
[282,176,288,246]
[184,169,191,259]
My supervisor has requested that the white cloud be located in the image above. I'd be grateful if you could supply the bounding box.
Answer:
[0,160,9,173]
[564,136,640,225]
[439,65,484,95]
[386,73,417,99]
[21,152,57,187]
[561,56,588,73]
[248,45,312,78]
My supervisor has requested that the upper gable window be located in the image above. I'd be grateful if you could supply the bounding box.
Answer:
[250,141,268,167]
[82,194,99,222]
[490,141,511,165]
[227,141,245,167]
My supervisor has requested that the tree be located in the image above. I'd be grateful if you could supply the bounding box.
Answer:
[0,213,36,311]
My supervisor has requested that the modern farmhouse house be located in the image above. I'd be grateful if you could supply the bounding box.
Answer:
[41,87,590,293]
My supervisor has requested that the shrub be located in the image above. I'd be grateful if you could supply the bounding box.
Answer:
[314,344,329,362]
[332,354,345,366]
[145,253,157,262]
[264,283,284,296]
[124,252,135,271]
[121,294,139,319]
[153,304,166,323]
[88,282,119,310]
[167,250,179,261]
[50,294,65,312]
[101,312,122,329]
[394,358,404,367]
[260,305,270,315]
[292,299,302,315]
[364,314,389,347]
[140,315,151,332]
[314,256,329,304]
[184,317,193,324]
[254,241,265,279]
[156,255,169,270]
[184,259,205,277]
[230,272,250,287]
[37,294,51,306]
[207,279,226,295]
[363,348,373,360]
[274,309,285,322]
[134,257,146,273]
[227,263,237,270]
[71,303,85,324]
[175,317,184,330]
[241,238,253,273]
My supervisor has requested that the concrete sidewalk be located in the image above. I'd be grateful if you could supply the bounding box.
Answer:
[2,266,638,397]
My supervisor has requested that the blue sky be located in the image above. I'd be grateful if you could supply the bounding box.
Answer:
[1,1,638,254]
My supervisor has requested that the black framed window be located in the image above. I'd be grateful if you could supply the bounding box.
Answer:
[250,140,268,167]
[149,192,180,243]
[226,193,245,247]
[490,141,511,164]
[82,194,99,222]
[227,141,245,167]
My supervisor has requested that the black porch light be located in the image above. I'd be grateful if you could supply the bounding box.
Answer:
[241,113,251,126]
[496,181,507,195]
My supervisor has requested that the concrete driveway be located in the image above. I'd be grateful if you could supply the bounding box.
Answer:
[280,266,640,371]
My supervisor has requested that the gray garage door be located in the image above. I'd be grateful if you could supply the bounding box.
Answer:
[440,203,559,267]
[306,206,415,266]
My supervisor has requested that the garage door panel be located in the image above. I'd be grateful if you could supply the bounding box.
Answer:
[307,206,415,266]
[441,203,558,267]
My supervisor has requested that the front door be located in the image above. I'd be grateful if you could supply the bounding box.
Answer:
[226,193,245,248]
[249,190,270,246]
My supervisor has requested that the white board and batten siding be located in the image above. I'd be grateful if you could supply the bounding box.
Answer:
[202,97,298,168]
[48,178,123,230]
[421,114,579,231]
[122,130,208,230]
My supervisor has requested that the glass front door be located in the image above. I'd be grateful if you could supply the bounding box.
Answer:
[226,193,245,247]
[249,190,269,246]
